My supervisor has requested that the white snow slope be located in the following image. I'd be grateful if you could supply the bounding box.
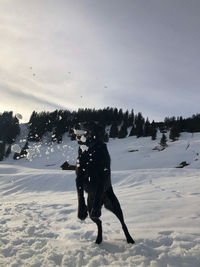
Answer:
[0,128,200,267]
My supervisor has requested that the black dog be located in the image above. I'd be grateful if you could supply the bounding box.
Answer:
[74,121,135,244]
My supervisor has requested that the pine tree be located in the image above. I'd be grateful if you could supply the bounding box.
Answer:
[0,142,5,161]
[127,109,134,127]
[144,118,151,137]
[118,122,128,138]
[151,127,157,140]
[169,125,180,141]
[129,125,136,136]
[123,110,129,124]
[160,133,167,148]
[135,112,144,138]
[0,112,20,144]
[109,121,119,138]
[118,109,123,124]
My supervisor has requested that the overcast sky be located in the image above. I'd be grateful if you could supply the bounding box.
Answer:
[0,0,200,122]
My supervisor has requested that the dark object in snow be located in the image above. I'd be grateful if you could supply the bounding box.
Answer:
[152,146,165,151]
[13,141,29,160]
[74,121,135,244]
[60,161,76,170]
[176,161,190,168]
[128,149,139,152]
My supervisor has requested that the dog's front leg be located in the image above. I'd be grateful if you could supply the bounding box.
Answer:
[90,181,104,219]
[76,177,88,220]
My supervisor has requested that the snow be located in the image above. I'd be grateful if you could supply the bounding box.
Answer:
[80,145,89,152]
[11,144,21,154]
[0,126,200,266]
[80,135,87,143]
[16,113,23,120]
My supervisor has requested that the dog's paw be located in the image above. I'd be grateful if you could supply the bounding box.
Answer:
[90,208,101,219]
[95,235,102,244]
[127,236,135,244]
[78,205,88,220]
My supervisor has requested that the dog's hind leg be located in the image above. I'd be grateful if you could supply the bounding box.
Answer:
[103,187,135,244]
[91,217,102,244]
[87,194,103,244]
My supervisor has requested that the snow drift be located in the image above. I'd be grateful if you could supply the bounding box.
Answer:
[0,129,200,266]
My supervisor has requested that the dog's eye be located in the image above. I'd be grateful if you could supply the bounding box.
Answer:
[74,129,87,136]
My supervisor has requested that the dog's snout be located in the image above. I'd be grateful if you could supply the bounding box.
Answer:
[74,129,87,136]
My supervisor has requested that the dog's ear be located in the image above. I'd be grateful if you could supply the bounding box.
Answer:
[93,123,106,142]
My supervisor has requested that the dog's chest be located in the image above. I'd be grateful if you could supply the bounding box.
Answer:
[78,150,97,172]
[77,150,100,190]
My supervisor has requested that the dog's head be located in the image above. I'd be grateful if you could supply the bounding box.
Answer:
[73,121,105,148]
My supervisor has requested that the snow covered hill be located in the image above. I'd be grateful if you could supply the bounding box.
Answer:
[0,127,200,266]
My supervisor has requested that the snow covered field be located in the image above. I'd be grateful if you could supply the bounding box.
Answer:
[0,130,200,266]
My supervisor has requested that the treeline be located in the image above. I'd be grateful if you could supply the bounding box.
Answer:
[163,115,200,133]
[155,114,200,141]
[27,108,200,144]
[28,108,158,143]
[1,108,200,161]
[0,112,20,161]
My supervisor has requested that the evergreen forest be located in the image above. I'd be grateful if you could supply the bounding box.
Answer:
[1,107,200,161]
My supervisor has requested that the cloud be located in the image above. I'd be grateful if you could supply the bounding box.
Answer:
[0,0,200,122]
[1,85,66,110]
